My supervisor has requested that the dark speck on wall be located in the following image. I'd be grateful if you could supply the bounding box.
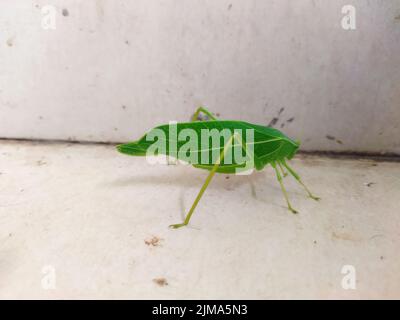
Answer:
[395,14,400,21]
[326,135,335,141]
[121,105,127,110]
[268,117,279,127]
[267,107,285,127]
[62,8,69,16]
[326,135,343,144]
[228,4,232,10]
[281,117,295,128]
[6,38,13,47]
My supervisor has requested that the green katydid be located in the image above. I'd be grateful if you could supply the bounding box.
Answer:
[117,106,320,229]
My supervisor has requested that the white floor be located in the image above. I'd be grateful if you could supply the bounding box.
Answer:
[0,140,399,299]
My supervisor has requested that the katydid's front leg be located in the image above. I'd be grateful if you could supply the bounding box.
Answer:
[281,159,320,201]
[169,133,236,229]
[271,161,298,214]
[191,106,218,122]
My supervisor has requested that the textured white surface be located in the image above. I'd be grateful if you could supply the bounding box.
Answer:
[0,140,399,299]
[0,1,400,153]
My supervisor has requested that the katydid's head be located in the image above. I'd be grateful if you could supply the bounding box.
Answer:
[283,138,300,160]
[261,125,301,161]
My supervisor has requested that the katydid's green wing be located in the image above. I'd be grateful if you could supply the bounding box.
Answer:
[117,120,298,173]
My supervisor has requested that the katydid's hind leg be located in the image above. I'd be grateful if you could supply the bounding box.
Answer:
[169,170,215,229]
[169,133,236,229]
[191,106,218,122]
[169,222,187,229]
[271,162,298,214]
[281,159,320,201]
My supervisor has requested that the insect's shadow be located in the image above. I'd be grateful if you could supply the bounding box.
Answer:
[111,169,266,190]
[110,168,293,214]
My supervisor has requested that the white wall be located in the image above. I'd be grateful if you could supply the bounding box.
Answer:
[1,0,399,154]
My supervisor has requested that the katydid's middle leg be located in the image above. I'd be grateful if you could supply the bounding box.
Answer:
[281,159,320,201]
[271,161,298,214]
[278,162,288,177]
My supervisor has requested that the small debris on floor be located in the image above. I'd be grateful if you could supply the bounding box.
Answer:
[153,278,168,287]
[364,182,375,187]
[145,236,163,247]
[36,159,47,166]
